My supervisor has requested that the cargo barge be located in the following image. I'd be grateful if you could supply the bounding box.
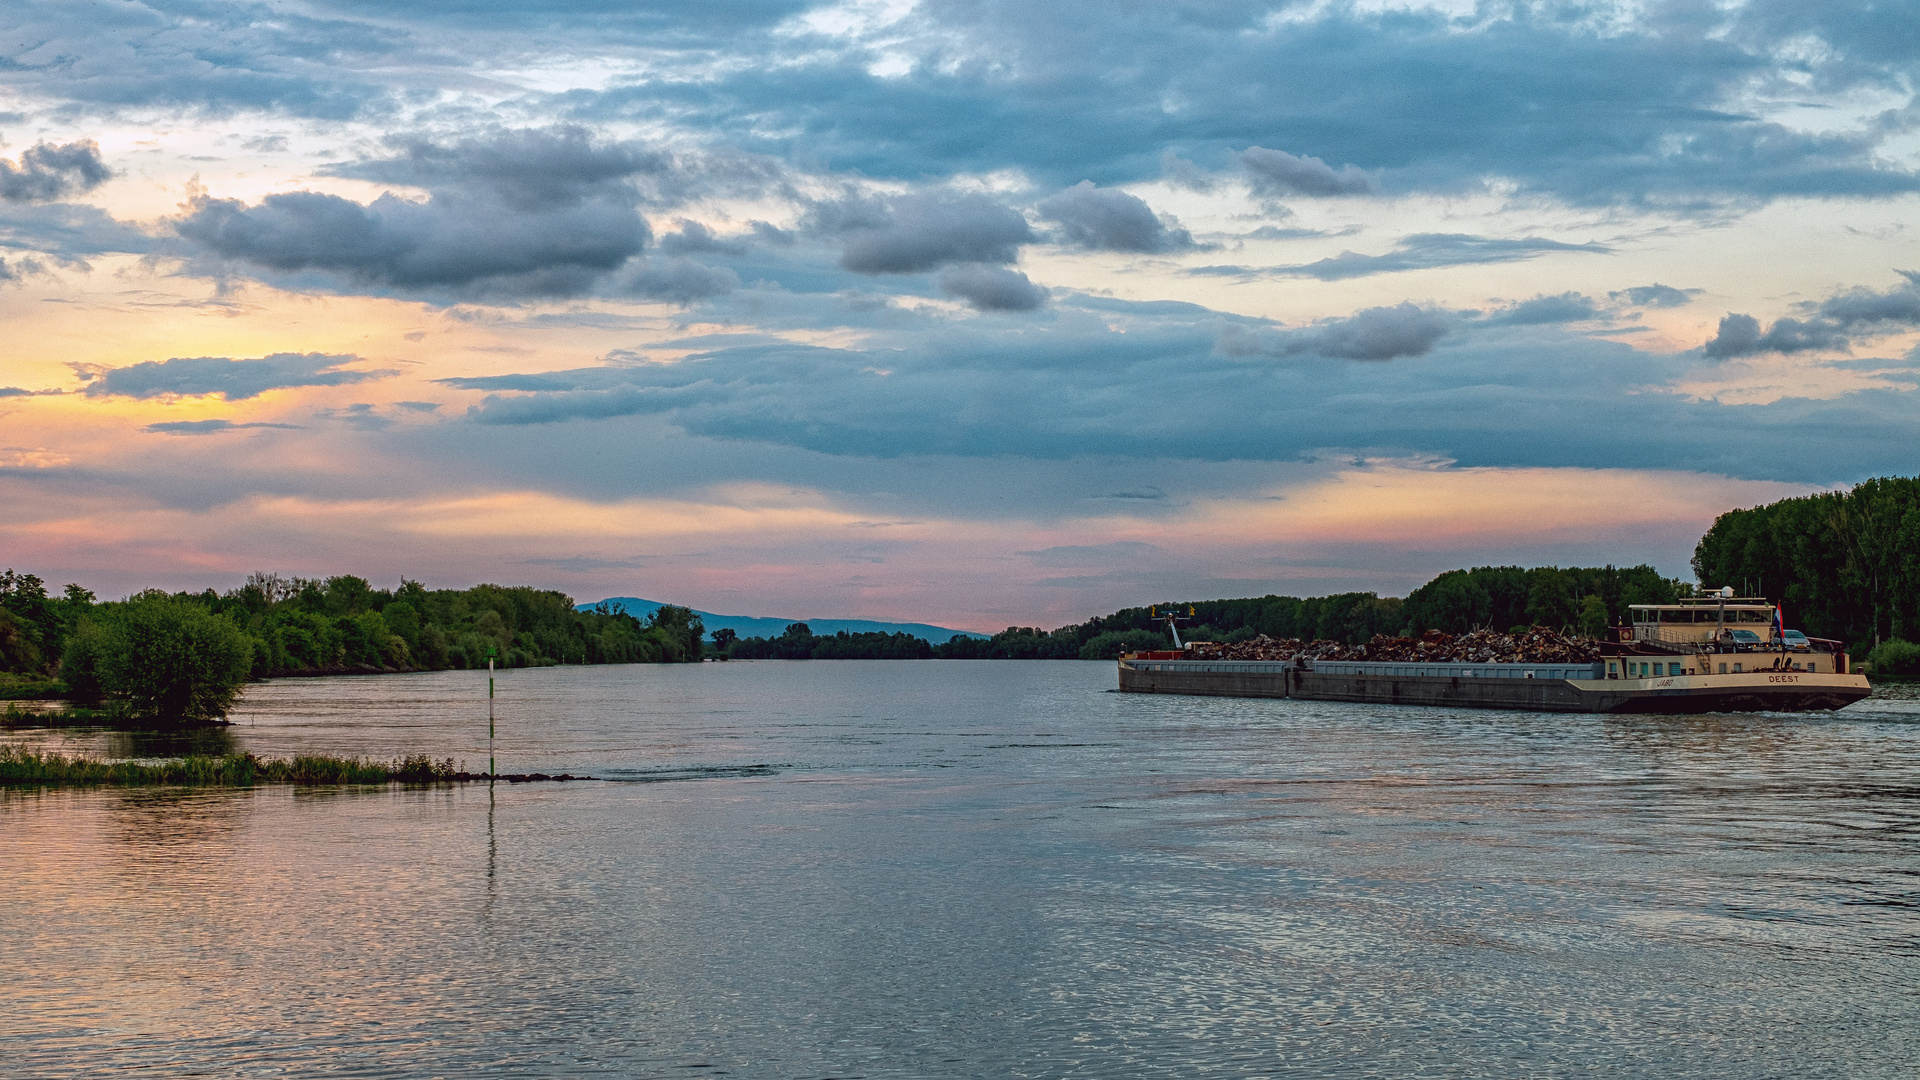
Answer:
[1118,593,1870,713]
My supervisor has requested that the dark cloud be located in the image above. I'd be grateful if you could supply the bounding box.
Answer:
[0,202,154,259]
[615,257,740,304]
[434,296,1920,482]
[1817,271,1920,325]
[0,2,407,119]
[0,255,47,281]
[591,4,1920,207]
[82,353,391,400]
[1238,147,1373,197]
[748,220,795,246]
[145,419,303,435]
[1265,234,1612,281]
[0,140,110,203]
[322,127,669,211]
[316,402,391,430]
[815,192,1034,274]
[1217,303,1452,361]
[1610,283,1700,308]
[395,400,441,412]
[657,219,748,256]
[1035,182,1194,253]
[935,264,1047,312]
[175,134,658,300]
[435,372,581,391]
[1490,292,1601,325]
[0,386,35,397]
[1703,273,1920,357]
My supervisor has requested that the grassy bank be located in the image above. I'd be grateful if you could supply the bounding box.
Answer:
[0,748,460,787]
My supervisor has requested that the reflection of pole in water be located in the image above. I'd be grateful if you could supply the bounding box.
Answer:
[484,781,497,920]
[487,645,497,779]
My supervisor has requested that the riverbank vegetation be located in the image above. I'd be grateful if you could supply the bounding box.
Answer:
[0,569,705,721]
[723,623,937,659]
[0,747,460,786]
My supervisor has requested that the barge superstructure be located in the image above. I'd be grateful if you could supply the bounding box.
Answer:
[1118,592,1870,713]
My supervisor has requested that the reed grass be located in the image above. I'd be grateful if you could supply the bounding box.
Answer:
[0,747,461,787]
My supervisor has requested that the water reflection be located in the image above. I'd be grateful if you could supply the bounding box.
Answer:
[105,725,240,760]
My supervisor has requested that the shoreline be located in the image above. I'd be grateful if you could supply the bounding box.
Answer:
[0,748,596,788]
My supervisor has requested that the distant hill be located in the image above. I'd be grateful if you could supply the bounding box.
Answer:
[580,598,987,643]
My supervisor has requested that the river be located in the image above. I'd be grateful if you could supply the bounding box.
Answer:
[4,660,1918,1077]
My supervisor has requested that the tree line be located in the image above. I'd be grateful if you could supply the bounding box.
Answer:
[1692,475,1920,650]
[927,567,1685,662]
[0,571,705,723]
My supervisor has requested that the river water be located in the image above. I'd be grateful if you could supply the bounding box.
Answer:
[4,661,1918,1077]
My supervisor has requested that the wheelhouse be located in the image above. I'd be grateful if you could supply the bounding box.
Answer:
[1629,596,1775,646]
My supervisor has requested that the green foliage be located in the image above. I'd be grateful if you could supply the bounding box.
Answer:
[935,591,1412,659]
[1693,475,1920,651]
[0,747,459,787]
[56,618,109,701]
[646,605,706,663]
[98,595,255,723]
[1402,565,1682,635]
[727,625,936,659]
[1867,640,1920,679]
[27,573,709,701]
[0,569,96,676]
[1077,629,1169,660]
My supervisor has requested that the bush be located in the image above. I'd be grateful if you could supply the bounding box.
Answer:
[1867,639,1920,679]
[57,618,109,701]
[100,596,255,723]
[1078,629,1170,660]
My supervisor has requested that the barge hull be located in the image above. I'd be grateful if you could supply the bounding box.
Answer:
[1117,661,1869,713]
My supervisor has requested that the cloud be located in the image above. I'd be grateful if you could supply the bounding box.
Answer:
[0,256,48,282]
[323,127,670,211]
[1265,234,1611,281]
[1702,273,1920,357]
[587,4,1920,208]
[657,219,748,256]
[1035,182,1194,253]
[1020,541,1160,567]
[144,419,303,435]
[0,387,37,397]
[0,140,110,203]
[520,555,651,571]
[0,202,154,260]
[1489,292,1601,325]
[81,353,392,400]
[175,128,663,300]
[1217,303,1452,361]
[615,257,740,304]
[433,297,1920,482]
[1238,147,1373,197]
[935,264,1047,312]
[1610,283,1700,308]
[816,192,1034,274]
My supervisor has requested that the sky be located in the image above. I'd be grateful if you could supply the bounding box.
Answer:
[2,0,1918,631]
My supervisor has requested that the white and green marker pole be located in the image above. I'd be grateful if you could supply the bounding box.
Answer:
[487,645,496,779]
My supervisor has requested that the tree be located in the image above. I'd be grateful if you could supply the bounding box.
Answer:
[100,595,254,724]
[710,627,738,652]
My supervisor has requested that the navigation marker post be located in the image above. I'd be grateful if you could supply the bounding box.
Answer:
[487,644,496,780]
